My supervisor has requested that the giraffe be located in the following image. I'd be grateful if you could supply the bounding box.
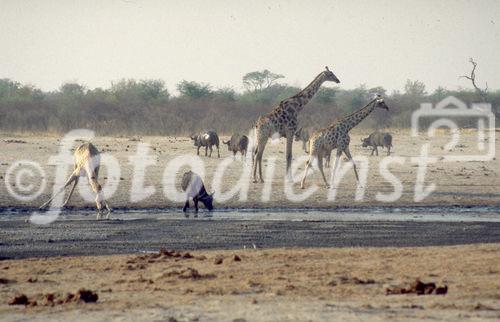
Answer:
[40,142,111,220]
[300,95,389,189]
[294,126,332,167]
[252,66,340,183]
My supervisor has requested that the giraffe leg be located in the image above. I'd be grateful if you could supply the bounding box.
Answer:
[316,154,329,188]
[90,181,104,220]
[329,150,342,189]
[86,168,110,220]
[253,141,267,183]
[300,156,313,189]
[62,176,79,207]
[375,146,379,156]
[39,170,80,209]
[93,188,105,220]
[257,150,264,183]
[253,148,265,183]
[103,201,111,219]
[252,147,259,182]
[285,134,293,181]
[92,164,110,219]
[325,151,331,168]
[344,147,359,183]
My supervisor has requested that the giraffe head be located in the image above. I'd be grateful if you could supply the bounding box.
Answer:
[374,95,389,110]
[324,66,340,83]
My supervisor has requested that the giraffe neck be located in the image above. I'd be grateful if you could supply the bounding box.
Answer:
[284,72,327,113]
[341,99,378,132]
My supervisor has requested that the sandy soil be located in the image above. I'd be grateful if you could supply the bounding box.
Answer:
[1,128,498,210]
[0,244,499,321]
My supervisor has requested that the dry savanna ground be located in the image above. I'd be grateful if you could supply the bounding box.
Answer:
[0,128,498,209]
[0,244,499,321]
[1,129,499,321]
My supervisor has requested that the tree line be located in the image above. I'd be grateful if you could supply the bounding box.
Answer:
[0,70,498,136]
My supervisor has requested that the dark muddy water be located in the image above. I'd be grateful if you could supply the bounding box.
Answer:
[1,205,499,259]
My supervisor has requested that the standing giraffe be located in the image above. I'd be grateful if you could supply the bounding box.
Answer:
[40,142,111,220]
[300,95,389,189]
[252,67,340,183]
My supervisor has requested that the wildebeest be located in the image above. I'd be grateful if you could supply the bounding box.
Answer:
[223,134,249,160]
[39,142,111,220]
[362,132,393,156]
[181,170,214,217]
[191,130,220,158]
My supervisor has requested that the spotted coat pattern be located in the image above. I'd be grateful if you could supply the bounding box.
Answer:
[301,96,389,189]
[39,142,111,219]
[252,67,340,183]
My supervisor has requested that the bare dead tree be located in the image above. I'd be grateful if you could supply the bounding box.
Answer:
[460,58,488,101]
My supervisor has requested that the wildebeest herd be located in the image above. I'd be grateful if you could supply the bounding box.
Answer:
[39,67,395,218]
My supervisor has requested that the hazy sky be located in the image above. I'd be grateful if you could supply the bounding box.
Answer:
[1,0,500,94]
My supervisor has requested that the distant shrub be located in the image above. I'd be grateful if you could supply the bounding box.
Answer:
[0,77,497,135]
